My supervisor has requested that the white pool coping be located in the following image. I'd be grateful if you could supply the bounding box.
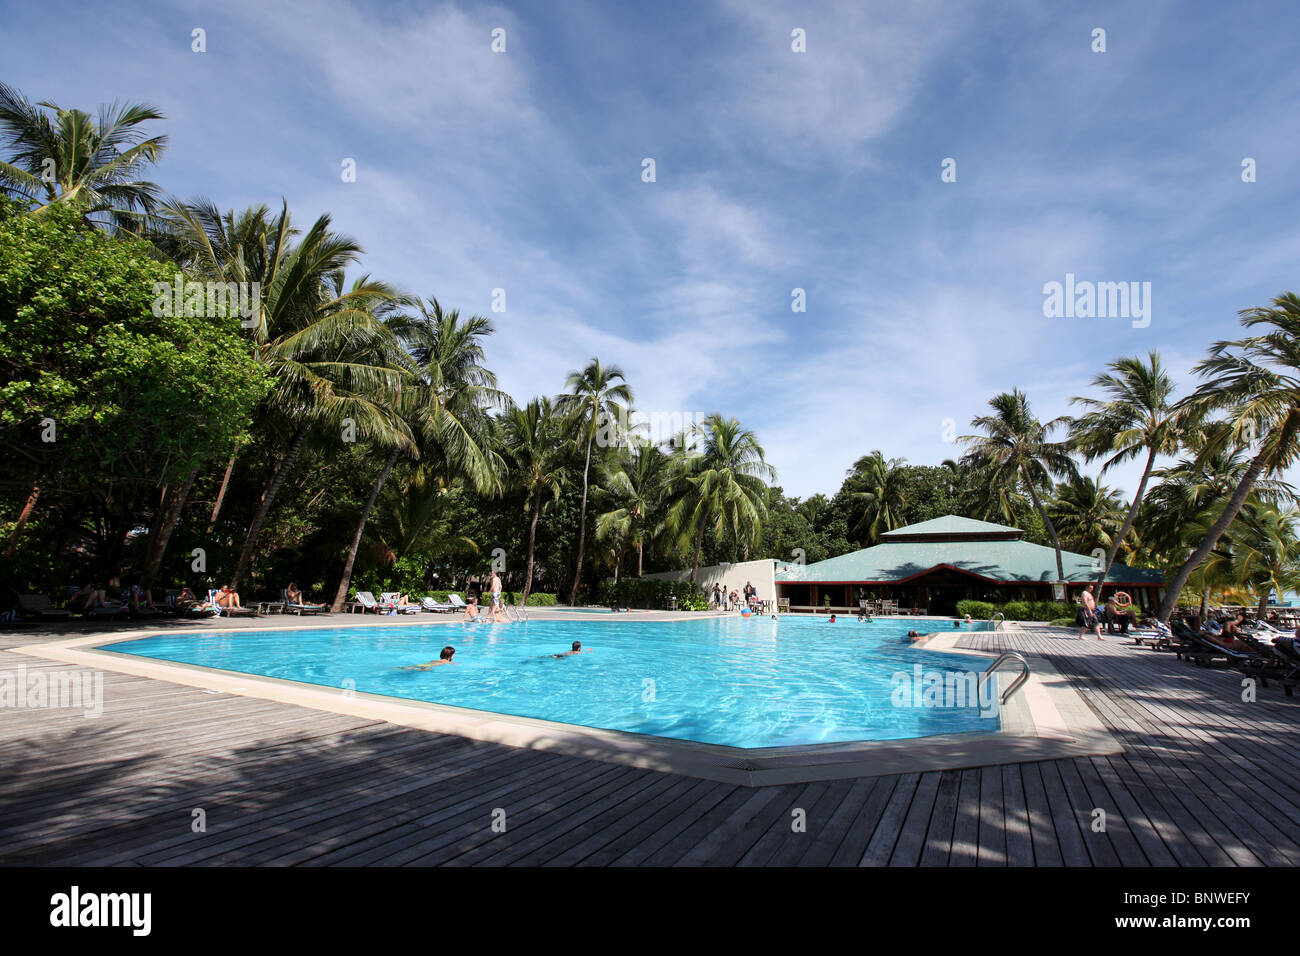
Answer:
[9,620,1122,787]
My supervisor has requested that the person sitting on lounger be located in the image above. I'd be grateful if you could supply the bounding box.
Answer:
[129,585,157,611]
[287,582,303,605]
[69,583,107,610]
[215,585,242,609]
[553,641,583,658]
[1205,629,1256,654]
[402,646,456,669]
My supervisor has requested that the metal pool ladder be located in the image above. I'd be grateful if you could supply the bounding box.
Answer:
[979,652,1030,705]
[990,612,1006,631]
[509,601,528,622]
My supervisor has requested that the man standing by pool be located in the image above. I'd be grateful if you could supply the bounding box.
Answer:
[489,569,503,613]
[1078,584,1104,641]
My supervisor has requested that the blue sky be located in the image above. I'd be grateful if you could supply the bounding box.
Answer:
[6,0,1300,499]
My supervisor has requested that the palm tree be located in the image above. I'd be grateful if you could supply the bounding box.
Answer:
[330,300,508,610]
[1069,352,1180,598]
[1158,293,1300,621]
[556,359,632,605]
[842,451,908,544]
[1048,476,1127,556]
[961,390,1079,585]
[225,215,410,590]
[667,415,775,580]
[596,443,670,579]
[503,397,569,604]
[0,83,167,232]
[1226,502,1300,618]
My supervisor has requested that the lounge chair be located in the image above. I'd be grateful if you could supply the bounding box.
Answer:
[380,592,420,615]
[1131,620,1174,648]
[282,589,327,616]
[447,593,468,609]
[206,589,257,617]
[351,591,381,614]
[421,596,456,613]
[17,594,73,620]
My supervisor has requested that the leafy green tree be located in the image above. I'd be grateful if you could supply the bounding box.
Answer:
[0,203,267,575]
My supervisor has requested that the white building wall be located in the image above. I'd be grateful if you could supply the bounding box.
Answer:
[639,559,778,605]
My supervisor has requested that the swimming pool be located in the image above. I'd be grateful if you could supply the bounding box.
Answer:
[101,616,1000,748]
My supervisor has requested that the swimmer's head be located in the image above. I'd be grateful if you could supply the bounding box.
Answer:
[572,641,581,651]
[440,646,455,660]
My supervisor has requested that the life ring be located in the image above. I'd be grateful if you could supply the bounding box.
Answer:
[1112,591,1132,610]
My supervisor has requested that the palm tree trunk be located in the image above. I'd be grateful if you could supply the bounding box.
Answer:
[331,446,400,612]
[690,522,704,583]
[1094,447,1157,600]
[207,450,238,532]
[1023,466,1066,583]
[141,468,198,588]
[231,425,308,590]
[637,540,644,578]
[567,432,594,604]
[521,490,542,605]
[1157,446,1270,622]
[1258,588,1270,620]
[2,479,41,558]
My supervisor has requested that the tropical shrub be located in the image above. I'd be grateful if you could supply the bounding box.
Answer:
[1001,600,1031,620]
[596,578,709,610]
[955,600,997,619]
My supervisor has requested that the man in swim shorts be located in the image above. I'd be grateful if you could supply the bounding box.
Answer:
[1078,584,1104,641]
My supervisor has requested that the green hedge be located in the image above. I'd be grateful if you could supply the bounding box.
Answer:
[956,599,1074,622]
[596,578,710,610]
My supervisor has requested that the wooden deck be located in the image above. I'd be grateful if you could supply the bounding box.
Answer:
[2,623,1298,866]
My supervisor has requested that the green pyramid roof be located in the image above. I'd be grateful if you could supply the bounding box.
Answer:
[776,515,1164,586]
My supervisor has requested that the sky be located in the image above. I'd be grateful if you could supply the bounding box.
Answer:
[5,0,1300,500]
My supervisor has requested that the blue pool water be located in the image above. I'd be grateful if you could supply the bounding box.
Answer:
[101,616,1000,748]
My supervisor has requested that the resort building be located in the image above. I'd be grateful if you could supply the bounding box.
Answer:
[774,515,1165,615]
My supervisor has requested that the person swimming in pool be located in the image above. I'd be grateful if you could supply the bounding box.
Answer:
[552,641,584,658]
[829,614,837,623]
[908,630,920,640]
[402,646,456,670]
